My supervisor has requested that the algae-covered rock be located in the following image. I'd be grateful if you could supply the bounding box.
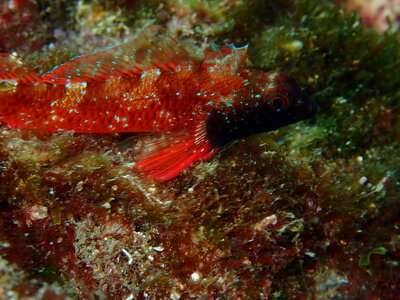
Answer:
[0,0,399,298]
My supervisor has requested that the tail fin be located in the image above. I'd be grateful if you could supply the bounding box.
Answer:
[0,53,40,83]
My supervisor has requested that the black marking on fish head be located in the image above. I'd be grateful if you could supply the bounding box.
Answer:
[265,71,318,123]
[206,71,318,147]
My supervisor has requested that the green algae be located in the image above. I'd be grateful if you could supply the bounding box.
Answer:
[250,0,400,181]
[250,0,399,245]
[0,0,399,298]
[359,246,388,267]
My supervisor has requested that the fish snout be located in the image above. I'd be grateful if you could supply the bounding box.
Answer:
[309,99,319,116]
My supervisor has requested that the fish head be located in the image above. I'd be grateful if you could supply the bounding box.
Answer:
[206,70,318,147]
[258,71,318,122]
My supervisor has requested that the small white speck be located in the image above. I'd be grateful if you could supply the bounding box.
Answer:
[121,248,133,265]
[152,246,164,252]
[101,202,111,209]
[359,176,368,185]
[191,272,201,282]
[125,294,134,300]
[28,205,48,221]
[170,292,181,300]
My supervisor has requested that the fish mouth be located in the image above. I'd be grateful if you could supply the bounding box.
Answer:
[299,89,318,119]
[298,100,318,121]
[309,100,319,116]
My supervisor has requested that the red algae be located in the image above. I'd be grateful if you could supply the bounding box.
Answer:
[0,0,399,298]
[0,128,322,298]
[0,0,51,52]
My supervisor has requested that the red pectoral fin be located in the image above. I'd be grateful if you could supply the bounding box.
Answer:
[134,128,218,181]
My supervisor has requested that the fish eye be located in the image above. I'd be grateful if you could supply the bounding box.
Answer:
[272,97,283,108]
[271,95,288,111]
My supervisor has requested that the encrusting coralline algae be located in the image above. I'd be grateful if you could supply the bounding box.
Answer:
[0,0,399,298]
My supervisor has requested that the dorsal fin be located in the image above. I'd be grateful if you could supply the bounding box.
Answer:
[0,53,40,83]
[41,26,196,85]
[201,43,248,75]
[134,125,217,181]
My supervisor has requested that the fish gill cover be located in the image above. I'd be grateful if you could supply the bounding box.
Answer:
[0,0,399,299]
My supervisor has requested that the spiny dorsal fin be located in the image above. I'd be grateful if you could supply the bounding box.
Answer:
[201,43,248,75]
[41,26,196,85]
[0,53,40,83]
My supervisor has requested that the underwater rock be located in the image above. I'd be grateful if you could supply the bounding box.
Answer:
[0,0,399,298]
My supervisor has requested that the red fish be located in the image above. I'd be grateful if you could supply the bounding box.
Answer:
[0,26,318,180]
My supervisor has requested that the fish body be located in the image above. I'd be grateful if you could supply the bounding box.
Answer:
[0,26,318,180]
